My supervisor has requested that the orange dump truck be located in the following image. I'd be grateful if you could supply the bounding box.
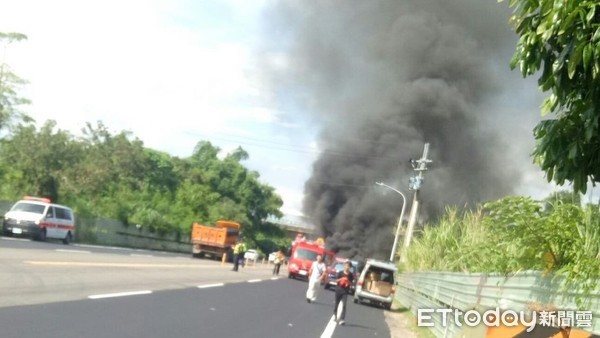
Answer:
[191,220,241,260]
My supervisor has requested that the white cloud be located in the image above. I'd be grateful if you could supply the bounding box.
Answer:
[276,186,305,216]
[1,0,269,140]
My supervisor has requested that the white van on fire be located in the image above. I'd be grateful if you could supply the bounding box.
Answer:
[2,196,75,244]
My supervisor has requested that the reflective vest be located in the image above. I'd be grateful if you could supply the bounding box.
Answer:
[234,243,246,254]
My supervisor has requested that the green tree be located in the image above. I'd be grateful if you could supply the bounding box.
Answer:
[0,32,32,130]
[503,1,600,193]
[181,141,283,244]
[0,118,285,246]
[0,121,79,202]
[67,122,151,220]
[143,148,178,192]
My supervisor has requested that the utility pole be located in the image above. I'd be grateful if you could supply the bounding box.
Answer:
[400,143,432,262]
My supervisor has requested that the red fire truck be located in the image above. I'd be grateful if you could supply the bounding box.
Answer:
[287,238,335,280]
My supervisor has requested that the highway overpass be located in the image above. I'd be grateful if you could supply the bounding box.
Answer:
[265,214,318,240]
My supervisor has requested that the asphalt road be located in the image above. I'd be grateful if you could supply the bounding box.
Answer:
[0,237,391,338]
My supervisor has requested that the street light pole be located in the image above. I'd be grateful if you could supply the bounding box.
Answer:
[376,182,407,262]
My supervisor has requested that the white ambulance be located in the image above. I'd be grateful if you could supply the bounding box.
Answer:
[2,196,75,244]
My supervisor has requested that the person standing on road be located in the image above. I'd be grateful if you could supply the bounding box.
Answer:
[306,254,326,303]
[334,260,354,325]
[272,249,284,276]
[232,240,246,272]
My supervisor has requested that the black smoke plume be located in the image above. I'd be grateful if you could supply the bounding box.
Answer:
[259,0,541,261]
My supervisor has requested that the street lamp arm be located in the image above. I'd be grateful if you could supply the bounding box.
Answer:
[376,182,406,201]
[375,182,407,262]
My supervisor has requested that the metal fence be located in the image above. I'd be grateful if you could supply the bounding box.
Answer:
[76,217,191,254]
[396,271,600,337]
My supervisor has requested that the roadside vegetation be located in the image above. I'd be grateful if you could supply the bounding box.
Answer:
[404,192,600,306]
[0,32,289,255]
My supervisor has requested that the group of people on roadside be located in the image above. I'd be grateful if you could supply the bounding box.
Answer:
[305,254,354,326]
[231,243,353,325]
[232,240,287,276]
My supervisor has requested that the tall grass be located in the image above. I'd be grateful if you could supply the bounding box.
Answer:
[403,197,600,303]
[580,207,600,260]
[404,207,488,272]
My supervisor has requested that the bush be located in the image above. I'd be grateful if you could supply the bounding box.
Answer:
[405,197,600,306]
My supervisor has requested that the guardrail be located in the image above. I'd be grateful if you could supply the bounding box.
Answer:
[76,217,191,253]
[395,271,600,337]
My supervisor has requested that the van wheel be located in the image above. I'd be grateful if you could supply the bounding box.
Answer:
[38,228,47,242]
[62,232,72,245]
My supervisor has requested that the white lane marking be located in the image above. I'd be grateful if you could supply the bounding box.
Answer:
[1,237,28,242]
[55,249,91,254]
[74,244,128,251]
[130,254,153,258]
[247,279,261,283]
[270,277,279,280]
[197,283,224,289]
[88,290,152,300]
[24,261,214,268]
[320,315,337,338]
[337,300,344,320]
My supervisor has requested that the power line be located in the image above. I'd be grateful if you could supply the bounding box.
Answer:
[190,132,401,162]
[305,180,373,189]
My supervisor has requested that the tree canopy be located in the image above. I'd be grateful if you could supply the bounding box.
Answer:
[0,120,284,246]
[0,32,32,130]
[503,1,600,193]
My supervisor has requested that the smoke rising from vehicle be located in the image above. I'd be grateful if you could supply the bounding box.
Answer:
[259,0,543,261]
